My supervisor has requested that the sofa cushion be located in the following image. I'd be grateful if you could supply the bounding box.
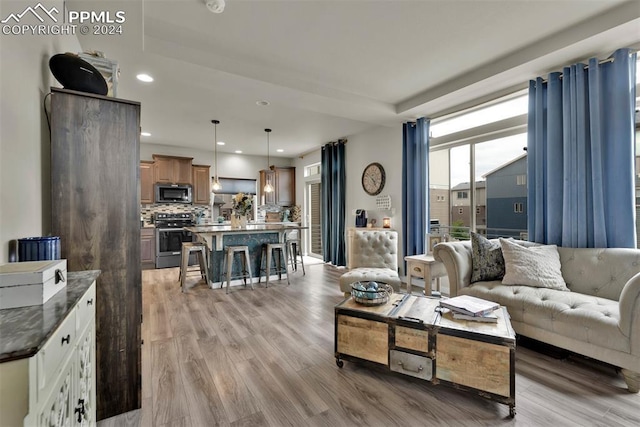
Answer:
[460,283,629,353]
[500,238,569,291]
[470,232,506,283]
[339,268,401,292]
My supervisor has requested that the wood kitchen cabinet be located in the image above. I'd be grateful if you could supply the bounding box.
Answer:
[141,227,156,269]
[140,160,154,204]
[192,164,211,205]
[153,154,194,185]
[259,166,295,206]
[50,88,141,420]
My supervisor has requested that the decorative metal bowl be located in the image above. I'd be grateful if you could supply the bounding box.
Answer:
[350,281,393,306]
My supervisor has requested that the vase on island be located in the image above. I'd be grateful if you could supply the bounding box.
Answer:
[231,215,248,228]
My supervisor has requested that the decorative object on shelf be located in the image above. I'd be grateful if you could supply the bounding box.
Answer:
[211,120,222,191]
[217,216,225,224]
[350,281,393,306]
[383,217,391,228]
[376,194,391,209]
[362,162,386,196]
[291,205,301,222]
[231,192,253,228]
[263,129,274,193]
[282,209,291,222]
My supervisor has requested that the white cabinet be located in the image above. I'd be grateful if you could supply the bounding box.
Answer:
[0,281,96,427]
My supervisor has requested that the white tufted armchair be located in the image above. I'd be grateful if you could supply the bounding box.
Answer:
[339,229,402,294]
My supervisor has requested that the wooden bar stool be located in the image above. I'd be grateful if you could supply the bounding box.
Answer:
[179,242,209,292]
[286,238,305,275]
[222,245,253,294]
[258,242,290,287]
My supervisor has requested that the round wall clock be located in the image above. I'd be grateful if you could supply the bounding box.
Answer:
[361,162,386,196]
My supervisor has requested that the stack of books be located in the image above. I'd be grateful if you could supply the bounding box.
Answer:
[439,295,500,323]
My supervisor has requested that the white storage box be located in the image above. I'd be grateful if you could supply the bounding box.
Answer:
[0,260,67,309]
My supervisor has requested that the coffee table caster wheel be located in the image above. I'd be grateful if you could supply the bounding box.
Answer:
[509,406,516,418]
[336,358,344,368]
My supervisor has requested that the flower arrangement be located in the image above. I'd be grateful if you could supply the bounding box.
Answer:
[232,192,253,216]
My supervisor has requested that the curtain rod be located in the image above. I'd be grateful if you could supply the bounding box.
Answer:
[537,51,636,84]
[298,139,348,158]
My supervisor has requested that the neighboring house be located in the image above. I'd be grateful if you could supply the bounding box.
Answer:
[429,185,450,229]
[484,154,527,238]
[450,181,486,233]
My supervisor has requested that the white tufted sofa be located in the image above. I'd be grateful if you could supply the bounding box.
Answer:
[433,240,640,392]
[339,229,401,294]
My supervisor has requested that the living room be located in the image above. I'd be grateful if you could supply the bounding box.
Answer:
[1,0,640,426]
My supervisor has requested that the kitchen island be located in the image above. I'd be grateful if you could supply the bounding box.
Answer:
[185,223,307,287]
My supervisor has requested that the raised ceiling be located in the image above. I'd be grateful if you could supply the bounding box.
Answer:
[75,0,640,157]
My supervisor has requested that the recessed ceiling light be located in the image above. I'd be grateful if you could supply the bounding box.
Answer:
[136,73,154,82]
[256,100,270,106]
[217,141,225,145]
[234,150,242,154]
[141,132,151,137]
[276,149,284,153]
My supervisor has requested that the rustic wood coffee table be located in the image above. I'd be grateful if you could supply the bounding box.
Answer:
[334,294,516,417]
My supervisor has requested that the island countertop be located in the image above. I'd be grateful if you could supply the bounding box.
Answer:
[0,270,100,363]
[186,223,307,251]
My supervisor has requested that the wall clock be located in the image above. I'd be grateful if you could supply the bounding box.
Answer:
[361,162,386,196]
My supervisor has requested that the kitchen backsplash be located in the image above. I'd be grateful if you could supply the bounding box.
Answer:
[141,203,212,224]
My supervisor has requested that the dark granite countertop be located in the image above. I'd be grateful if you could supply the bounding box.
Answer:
[0,270,100,363]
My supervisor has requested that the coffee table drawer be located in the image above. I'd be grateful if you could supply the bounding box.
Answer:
[395,326,429,353]
[390,350,432,380]
[337,315,388,365]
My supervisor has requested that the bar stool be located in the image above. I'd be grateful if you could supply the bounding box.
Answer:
[258,242,290,287]
[222,245,254,294]
[179,242,209,292]
[286,237,305,275]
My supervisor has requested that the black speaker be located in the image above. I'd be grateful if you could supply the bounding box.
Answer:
[49,53,108,96]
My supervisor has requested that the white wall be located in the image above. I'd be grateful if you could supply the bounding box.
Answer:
[141,143,293,182]
[0,1,82,262]
[294,125,404,273]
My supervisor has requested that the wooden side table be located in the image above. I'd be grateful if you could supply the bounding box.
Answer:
[404,254,447,296]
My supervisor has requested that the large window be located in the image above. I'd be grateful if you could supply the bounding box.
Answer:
[429,92,528,240]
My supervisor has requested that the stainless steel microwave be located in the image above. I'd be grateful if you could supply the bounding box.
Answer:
[154,184,192,204]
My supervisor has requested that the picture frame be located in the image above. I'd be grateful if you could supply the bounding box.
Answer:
[428,235,442,253]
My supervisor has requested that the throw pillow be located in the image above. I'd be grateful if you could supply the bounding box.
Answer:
[499,238,569,291]
[470,232,505,283]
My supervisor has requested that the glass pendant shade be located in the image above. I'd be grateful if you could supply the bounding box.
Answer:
[212,119,222,191]
[264,128,274,193]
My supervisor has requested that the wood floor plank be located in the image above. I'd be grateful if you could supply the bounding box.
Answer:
[198,335,260,423]
[179,358,228,427]
[151,338,189,425]
[98,263,640,427]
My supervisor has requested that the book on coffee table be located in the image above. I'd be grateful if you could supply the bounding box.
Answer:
[439,295,499,317]
[452,311,498,323]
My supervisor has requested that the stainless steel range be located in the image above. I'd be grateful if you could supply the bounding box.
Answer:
[154,212,196,269]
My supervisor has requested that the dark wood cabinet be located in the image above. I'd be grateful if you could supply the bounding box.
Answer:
[153,154,193,185]
[140,160,154,204]
[192,164,211,205]
[141,228,155,269]
[50,88,141,421]
[260,166,295,206]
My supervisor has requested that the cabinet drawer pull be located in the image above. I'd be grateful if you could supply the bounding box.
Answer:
[87,299,94,306]
[61,334,71,345]
[398,361,423,373]
[413,266,422,273]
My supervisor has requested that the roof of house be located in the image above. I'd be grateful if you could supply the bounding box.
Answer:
[451,181,486,191]
[482,154,527,178]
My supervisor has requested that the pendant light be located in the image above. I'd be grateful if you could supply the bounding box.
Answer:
[264,128,274,193]
[211,119,222,191]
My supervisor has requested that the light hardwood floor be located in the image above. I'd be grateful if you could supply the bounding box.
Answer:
[98,263,640,427]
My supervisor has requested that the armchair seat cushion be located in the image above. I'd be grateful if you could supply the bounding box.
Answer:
[339,268,401,293]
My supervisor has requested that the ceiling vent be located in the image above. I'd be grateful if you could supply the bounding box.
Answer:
[205,0,225,14]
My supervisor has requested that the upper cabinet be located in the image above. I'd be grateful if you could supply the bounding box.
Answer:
[192,164,211,205]
[260,166,295,207]
[140,160,154,204]
[153,154,193,185]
